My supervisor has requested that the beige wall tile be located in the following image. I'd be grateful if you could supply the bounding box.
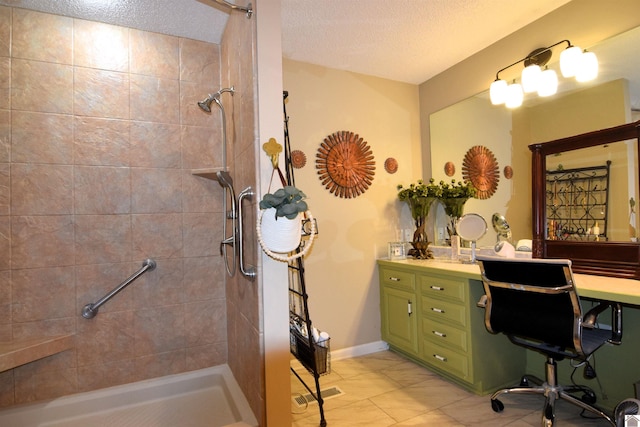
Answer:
[12,112,73,164]
[131,168,182,213]
[183,212,221,258]
[132,258,184,309]
[77,359,136,392]
[179,38,220,84]
[73,19,128,72]
[75,263,135,315]
[130,74,180,124]
[131,213,183,259]
[0,164,7,217]
[180,81,216,127]
[76,311,135,367]
[185,299,226,347]
[130,29,179,79]
[11,164,73,215]
[183,256,225,301]
[11,215,75,269]
[74,215,132,265]
[0,6,9,57]
[0,58,9,110]
[130,122,181,168]
[73,117,130,167]
[134,305,185,357]
[0,269,9,324]
[11,317,76,341]
[12,59,73,114]
[74,67,129,119]
[181,125,221,169]
[74,166,131,214]
[13,366,77,404]
[133,349,185,382]
[182,170,223,213]
[185,342,227,371]
[12,266,76,321]
[12,9,72,64]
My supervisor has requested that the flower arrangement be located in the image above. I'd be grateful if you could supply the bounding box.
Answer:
[259,186,308,220]
[439,179,476,217]
[397,179,441,219]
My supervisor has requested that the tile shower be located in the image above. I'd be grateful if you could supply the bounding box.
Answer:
[0,5,263,421]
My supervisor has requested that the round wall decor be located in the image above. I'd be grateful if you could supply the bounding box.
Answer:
[291,150,307,169]
[384,157,398,174]
[444,161,455,177]
[462,145,500,200]
[316,131,375,198]
[504,165,514,179]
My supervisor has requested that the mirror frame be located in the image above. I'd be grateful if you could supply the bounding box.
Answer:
[530,120,640,280]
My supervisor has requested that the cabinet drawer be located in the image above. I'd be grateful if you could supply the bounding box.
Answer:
[420,275,466,303]
[380,268,416,291]
[422,319,467,353]
[421,297,467,328]
[423,340,470,381]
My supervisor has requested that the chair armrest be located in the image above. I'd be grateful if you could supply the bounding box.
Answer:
[477,294,487,308]
[582,301,622,345]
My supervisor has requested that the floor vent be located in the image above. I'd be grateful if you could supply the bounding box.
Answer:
[292,386,344,407]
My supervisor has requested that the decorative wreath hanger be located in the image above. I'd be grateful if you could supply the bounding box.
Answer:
[316,131,375,198]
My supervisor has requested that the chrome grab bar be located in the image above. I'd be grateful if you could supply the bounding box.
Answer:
[238,186,256,279]
[82,259,156,319]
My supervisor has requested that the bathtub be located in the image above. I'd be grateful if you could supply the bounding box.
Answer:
[0,364,258,427]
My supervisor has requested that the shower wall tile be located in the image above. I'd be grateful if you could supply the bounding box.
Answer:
[183,212,221,258]
[11,9,72,64]
[73,117,130,167]
[14,365,77,404]
[76,310,135,367]
[12,317,76,341]
[75,262,135,315]
[130,122,181,168]
[185,299,226,347]
[183,256,225,301]
[131,168,182,213]
[74,166,131,214]
[130,74,180,124]
[73,67,129,119]
[180,81,216,127]
[132,257,184,308]
[11,59,73,114]
[182,170,224,213]
[11,164,73,215]
[134,348,186,382]
[11,112,73,164]
[0,163,8,216]
[0,6,9,57]
[11,215,75,269]
[74,215,132,265]
[186,342,227,371]
[0,58,9,110]
[181,125,221,169]
[0,370,13,407]
[131,213,183,259]
[0,218,9,270]
[77,358,136,392]
[179,38,220,84]
[0,270,10,324]
[11,266,76,322]
[130,29,179,79]
[73,19,129,72]
[134,304,185,357]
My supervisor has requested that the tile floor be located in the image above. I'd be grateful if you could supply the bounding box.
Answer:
[290,350,614,426]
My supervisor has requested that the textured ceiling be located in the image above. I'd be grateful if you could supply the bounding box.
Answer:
[281,0,571,84]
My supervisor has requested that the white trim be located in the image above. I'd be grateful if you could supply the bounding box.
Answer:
[329,341,389,361]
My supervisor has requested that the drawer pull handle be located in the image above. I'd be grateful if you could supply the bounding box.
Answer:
[389,276,401,282]
[431,307,445,313]
[432,330,447,338]
[433,354,447,362]
[430,285,444,291]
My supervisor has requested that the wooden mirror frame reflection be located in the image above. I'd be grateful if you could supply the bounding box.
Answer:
[530,120,640,280]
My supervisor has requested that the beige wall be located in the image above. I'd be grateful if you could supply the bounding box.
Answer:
[0,6,234,408]
[282,59,421,350]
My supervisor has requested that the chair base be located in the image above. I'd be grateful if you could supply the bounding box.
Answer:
[490,361,615,426]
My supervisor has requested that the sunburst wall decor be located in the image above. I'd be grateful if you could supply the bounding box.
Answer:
[462,145,500,199]
[316,131,375,198]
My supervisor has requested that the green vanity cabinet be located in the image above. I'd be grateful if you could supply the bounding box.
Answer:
[379,266,419,355]
[378,260,525,395]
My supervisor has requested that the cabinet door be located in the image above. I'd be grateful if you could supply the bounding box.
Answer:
[381,287,418,354]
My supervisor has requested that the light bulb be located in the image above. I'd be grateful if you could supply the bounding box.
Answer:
[505,83,523,109]
[537,68,558,97]
[521,64,541,93]
[575,51,598,82]
[560,45,582,78]
[490,79,508,105]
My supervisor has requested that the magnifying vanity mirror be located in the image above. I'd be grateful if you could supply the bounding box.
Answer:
[456,213,488,263]
[492,213,512,243]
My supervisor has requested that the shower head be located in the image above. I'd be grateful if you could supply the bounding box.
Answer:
[197,87,235,113]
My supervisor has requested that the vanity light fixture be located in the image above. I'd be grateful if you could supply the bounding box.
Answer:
[490,40,598,108]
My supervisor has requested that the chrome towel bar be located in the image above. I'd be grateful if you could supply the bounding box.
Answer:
[81,259,156,319]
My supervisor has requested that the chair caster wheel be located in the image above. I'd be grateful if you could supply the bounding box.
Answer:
[520,376,530,387]
[581,390,597,405]
[543,403,555,426]
[491,399,504,412]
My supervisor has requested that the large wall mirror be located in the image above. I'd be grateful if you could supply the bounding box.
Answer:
[430,25,640,277]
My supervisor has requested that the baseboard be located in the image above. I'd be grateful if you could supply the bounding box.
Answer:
[329,340,389,361]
